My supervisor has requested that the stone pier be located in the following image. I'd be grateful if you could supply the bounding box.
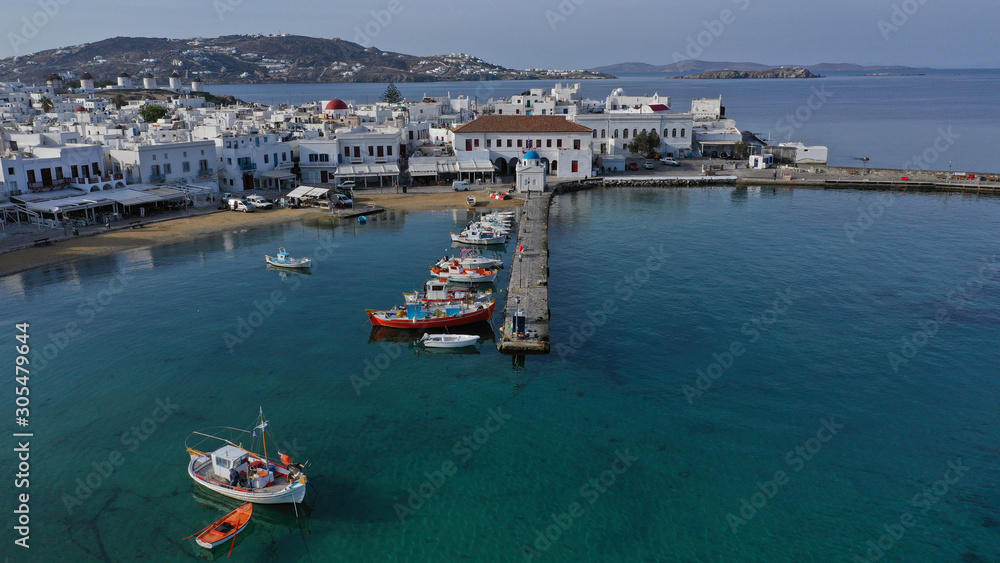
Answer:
[497,195,551,354]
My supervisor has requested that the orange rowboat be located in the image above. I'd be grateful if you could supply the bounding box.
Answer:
[195,503,253,549]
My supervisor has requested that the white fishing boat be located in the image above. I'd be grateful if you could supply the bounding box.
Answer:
[450,227,507,245]
[435,250,504,270]
[185,409,309,505]
[264,248,312,270]
[467,195,477,207]
[418,333,480,348]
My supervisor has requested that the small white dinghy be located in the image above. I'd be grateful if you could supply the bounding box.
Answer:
[418,333,480,348]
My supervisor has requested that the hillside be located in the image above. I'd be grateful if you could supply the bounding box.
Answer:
[0,34,613,85]
[671,67,821,79]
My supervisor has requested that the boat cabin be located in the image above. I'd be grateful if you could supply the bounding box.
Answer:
[211,445,249,481]
[424,281,450,301]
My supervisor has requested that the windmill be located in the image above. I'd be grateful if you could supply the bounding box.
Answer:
[852,157,870,175]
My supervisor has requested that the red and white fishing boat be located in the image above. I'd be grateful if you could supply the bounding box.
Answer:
[435,249,504,270]
[194,503,253,549]
[430,263,499,283]
[367,299,496,328]
[185,409,309,505]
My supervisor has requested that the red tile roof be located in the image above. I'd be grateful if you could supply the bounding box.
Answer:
[453,115,592,134]
[647,104,670,112]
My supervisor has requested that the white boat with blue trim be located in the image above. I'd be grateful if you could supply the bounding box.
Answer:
[265,248,312,270]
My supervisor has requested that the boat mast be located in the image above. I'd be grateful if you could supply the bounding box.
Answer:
[257,407,269,463]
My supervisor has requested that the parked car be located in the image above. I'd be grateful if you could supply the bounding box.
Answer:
[332,193,354,208]
[245,195,273,209]
[627,162,639,171]
[227,199,256,213]
[660,157,681,167]
[452,180,471,191]
[643,161,655,170]
[337,181,356,191]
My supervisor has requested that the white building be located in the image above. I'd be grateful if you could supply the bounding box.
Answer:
[1,131,114,197]
[451,115,593,179]
[516,151,546,193]
[106,140,217,189]
[207,131,295,190]
[332,124,404,187]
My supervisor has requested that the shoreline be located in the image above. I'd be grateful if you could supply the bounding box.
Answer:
[0,190,522,278]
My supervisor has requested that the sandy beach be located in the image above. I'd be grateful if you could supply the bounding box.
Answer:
[0,189,523,277]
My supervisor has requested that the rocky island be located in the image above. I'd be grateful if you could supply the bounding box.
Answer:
[671,67,821,79]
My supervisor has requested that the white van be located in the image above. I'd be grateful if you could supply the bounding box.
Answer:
[452,181,470,191]
[228,199,256,212]
[245,195,273,209]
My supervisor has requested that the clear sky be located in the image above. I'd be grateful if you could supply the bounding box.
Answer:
[2,0,997,69]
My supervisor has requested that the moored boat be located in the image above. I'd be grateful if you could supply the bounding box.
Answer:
[264,248,312,270]
[185,409,309,505]
[418,333,480,348]
[403,279,493,306]
[367,299,496,328]
[450,228,507,245]
[435,249,503,270]
[430,263,499,283]
[195,503,253,549]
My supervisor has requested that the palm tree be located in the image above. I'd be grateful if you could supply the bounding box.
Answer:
[39,97,54,113]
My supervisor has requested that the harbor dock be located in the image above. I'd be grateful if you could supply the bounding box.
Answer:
[497,196,551,354]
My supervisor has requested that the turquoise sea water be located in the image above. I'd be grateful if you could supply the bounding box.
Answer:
[2,187,1000,562]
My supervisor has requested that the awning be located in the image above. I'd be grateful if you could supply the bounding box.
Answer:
[25,194,113,214]
[286,186,329,198]
[11,188,87,204]
[457,159,496,173]
[408,157,459,176]
[335,163,400,177]
[98,189,163,206]
[259,170,295,180]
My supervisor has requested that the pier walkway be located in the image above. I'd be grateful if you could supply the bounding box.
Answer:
[497,195,551,354]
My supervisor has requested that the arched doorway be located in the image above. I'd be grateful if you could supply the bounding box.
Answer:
[494,157,508,175]
[539,157,550,175]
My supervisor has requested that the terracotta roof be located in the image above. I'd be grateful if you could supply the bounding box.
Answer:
[453,115,592,134]
[647,104,670,112]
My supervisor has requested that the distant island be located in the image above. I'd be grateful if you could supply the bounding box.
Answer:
[671,67,821,79]
[0,34,613,85]
[589,60,927,74]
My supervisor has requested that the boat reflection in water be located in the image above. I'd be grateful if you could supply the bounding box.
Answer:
[267,264,313,279]
[368,321,496,346]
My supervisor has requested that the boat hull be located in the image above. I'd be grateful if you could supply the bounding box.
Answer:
[265,257,312,269]
[420,335,480,348]
[195,504,253,549]
[188,455,307,504]
[369,302,495,328]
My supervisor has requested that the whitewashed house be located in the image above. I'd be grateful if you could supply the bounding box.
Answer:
[452,115,593,178]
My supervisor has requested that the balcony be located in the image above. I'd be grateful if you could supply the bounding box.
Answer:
[197,168,215,178]
[238,162,257,171]
[349,157,364,164]
[147,173,166,183]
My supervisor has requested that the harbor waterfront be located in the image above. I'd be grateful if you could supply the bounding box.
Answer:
[2,186,999,561]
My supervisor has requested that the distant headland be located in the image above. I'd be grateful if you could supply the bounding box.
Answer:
[0,34,614,85]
